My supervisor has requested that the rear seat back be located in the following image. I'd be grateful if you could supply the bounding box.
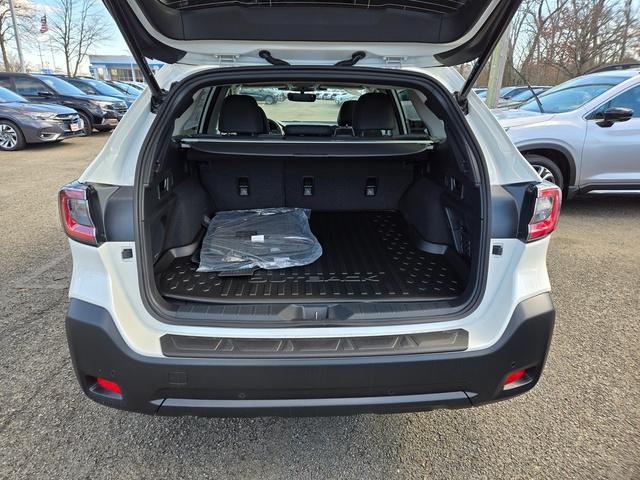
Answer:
[192,152,415,212]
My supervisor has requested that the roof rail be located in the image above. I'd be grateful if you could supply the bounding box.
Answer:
[585,63,640,74]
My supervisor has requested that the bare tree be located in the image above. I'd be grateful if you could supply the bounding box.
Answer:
[0,0,35,72]
[508,0,640,85]
[48,0,109,76]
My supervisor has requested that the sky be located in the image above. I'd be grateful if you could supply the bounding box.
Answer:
[22,0,129,73]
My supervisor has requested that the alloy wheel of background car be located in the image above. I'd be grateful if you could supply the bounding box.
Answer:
[264,95,275,104]
[533,165,555,183]
[525,154,564,191]
[0,121,25,151]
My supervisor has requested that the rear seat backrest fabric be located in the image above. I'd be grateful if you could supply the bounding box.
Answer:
[192,153,415,211]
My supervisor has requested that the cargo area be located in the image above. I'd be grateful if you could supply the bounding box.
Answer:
[149,144,480,306]
[139,77,486,320]
[157,210,468,302]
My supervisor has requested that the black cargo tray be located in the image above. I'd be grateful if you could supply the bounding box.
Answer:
[157,211,467,303]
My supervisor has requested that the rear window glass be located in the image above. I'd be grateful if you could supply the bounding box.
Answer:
[238,87,364,123]
[172,83,437,138]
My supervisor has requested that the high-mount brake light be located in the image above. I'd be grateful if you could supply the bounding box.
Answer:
[525,182,562,242]
[59,182,98,245]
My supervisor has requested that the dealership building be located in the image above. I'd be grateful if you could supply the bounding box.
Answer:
[88,55,163,82]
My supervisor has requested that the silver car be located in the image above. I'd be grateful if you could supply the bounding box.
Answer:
[495,67,640,196]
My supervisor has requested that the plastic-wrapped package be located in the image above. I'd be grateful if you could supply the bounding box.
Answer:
[197,208,322,272]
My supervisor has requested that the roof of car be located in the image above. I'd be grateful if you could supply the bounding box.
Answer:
[586,69,639,79]
[0,72,33,77]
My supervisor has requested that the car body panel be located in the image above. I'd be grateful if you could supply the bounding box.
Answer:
[498,70,640,191]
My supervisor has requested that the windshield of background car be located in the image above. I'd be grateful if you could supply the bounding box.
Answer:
[238,86,364,123]
[84,79,125,97]
[509,88,546,102]
[34,75,85,96]
[519,75,629,113]
[0,86,27,103]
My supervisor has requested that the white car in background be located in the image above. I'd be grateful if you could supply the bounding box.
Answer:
[495,67,640,196]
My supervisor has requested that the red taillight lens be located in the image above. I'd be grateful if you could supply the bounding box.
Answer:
[59,183,97,245]
[95,377,122,394]
[527,183,562,241]
[504,369,526,386]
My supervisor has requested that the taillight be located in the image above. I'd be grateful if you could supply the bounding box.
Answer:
[521,182,562,242]
[59,182,98,245]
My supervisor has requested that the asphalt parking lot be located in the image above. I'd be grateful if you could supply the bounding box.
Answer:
[0,134,638,479]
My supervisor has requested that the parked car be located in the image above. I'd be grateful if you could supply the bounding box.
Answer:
[237,86,285,104]
[0,73,126,136]
[0,86,83,151]
[60,76,137,107]
[495,87,551,109]
[61,0,559,417]
[105,80,141,97]
[334,92,359,105]
[472,87,487,97]
[498,86,529,99]
[495,67,640,195]
[122,81,146,91]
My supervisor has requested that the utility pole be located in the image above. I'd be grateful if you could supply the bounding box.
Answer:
[485,22,512,109]
[8,0,25,72]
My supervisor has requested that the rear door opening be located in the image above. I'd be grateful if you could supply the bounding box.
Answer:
[98,0,526,326]
[135,68,490,326]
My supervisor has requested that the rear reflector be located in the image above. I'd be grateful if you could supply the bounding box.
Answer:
[504,369,526,386]
[59,182,98,245]
[96,377,122,394]
[526,182,562,242]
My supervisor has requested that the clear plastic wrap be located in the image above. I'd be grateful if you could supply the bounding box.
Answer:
[197,208,323,272]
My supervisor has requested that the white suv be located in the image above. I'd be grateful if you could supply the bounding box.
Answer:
[496,68,640,196]
[60,0,560,416]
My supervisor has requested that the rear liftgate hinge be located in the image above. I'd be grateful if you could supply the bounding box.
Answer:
[214,54,239,67]
[150,89,167,113]
[454,91,469,115]
[383,56,407,69]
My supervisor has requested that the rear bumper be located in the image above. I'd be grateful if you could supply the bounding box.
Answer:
[66,293,554,417]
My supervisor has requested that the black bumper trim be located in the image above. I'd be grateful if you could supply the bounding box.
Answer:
[158,391,471,417]
[65,293,554,417]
